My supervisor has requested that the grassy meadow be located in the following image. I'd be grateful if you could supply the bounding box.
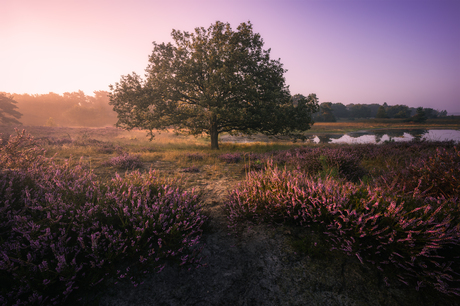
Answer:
[1,123,459,305]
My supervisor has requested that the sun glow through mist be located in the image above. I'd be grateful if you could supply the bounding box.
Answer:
[2,0,460,113]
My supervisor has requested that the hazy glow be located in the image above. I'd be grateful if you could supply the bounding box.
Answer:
[2,0,459,113]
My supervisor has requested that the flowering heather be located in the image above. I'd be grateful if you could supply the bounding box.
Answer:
[0,129,48,170]
[186,153,205,161]
[102,153,143,170]
[377,146,460,198]
[269,146,366,181]
[0,132,207,305]
[225,165,460,296]
[219,153,241,163]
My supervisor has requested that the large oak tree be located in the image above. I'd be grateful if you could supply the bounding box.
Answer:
[109,21,319,149]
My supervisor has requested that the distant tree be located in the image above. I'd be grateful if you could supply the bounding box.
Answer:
[0,93,22,125]
[386,104,411,118]
[410,107,427,123]
[423,108,438,119]
[331,103,349,119]
[44,117,57,127]
[376,105,388,118]
[316,102,336,122]
[439,110,448,117]
[109,21,319,149]
[367,103,381,117]
[349,104,371,118]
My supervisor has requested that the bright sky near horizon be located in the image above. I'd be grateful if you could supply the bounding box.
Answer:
[2,0,460,113]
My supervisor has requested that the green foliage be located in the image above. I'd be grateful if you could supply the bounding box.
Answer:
[375,105,388,118]
[109,21,319,150]
[314,102,336,122]
[386,104,411,118]
[409,107,427,123]
[349,104,371,118]
[0,93,22,125]
[330,102,349,119]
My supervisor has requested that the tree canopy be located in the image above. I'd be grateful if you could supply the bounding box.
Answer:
[0,93,22,125]
[109,21,319,149]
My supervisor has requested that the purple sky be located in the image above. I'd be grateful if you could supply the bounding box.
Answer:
[2,0,460,113]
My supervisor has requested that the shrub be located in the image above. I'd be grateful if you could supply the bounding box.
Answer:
[377,146,460,198]
[0,129,48,170]
[225,165,460,296]
[0,132,207,305]
[218,153,241,163]
[186,153,205,161]
[269,147,366,181]
[102,153,143,170]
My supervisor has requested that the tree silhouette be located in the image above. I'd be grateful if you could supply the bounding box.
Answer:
[0,93,22,125]
[109,21,319,149]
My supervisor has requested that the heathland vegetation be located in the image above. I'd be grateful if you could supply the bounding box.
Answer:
[0,126,459,305]
[1,20,459,305]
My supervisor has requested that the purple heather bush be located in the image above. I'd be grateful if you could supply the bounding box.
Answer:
[269,146,366,181]
[219,152,241,163]
[377,146,460,198]
[102,153,143,170]
[0,131,207,305]
[0,129,48,170]
[225,164,460,296]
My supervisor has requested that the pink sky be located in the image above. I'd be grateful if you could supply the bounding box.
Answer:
[2,0,460,113]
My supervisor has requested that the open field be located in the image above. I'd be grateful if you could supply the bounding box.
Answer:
[1,125,459,305]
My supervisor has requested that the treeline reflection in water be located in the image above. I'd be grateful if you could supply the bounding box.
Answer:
[220,129,460,144]
[314,129,460,144]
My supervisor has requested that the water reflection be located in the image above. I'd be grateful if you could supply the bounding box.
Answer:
[315,129,460,144]
[220,129,460,144]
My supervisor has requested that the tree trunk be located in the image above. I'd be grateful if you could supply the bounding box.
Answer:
[210,119,219,150]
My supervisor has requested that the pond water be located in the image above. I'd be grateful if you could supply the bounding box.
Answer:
[320,129,460,144]
[220,129,460,144]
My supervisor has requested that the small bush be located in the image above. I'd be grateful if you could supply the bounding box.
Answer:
[378,146,460,198]
[0,129,48,170]
[103,153,143,170]
[186,153,205,161]
[219,153,241,163]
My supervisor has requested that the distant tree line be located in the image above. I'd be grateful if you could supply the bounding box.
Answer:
[313,101,448,123]
[0,89,450,128]
[0,91,117,127]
